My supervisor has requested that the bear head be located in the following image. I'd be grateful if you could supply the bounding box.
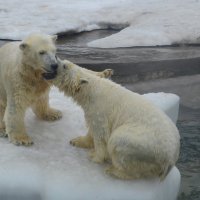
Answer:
[53,59,89,95]
[19,33,58,80]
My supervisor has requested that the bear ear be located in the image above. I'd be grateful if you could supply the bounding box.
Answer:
[75,78,89,92]
[63,64,67,69]
[80,78,89,85]
[19,43,29,51]
[51,35,58,42]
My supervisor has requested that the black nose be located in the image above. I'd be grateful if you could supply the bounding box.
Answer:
[51,64,58,71]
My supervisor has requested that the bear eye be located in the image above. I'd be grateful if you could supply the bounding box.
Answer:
[39,50,46,55]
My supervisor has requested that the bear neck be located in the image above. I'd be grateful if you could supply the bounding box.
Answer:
[73,85,91,109]
[19,58,45,83]
[54,74,91,109]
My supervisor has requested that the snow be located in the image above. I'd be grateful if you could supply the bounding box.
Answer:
[0,0,200,48]
[0,88,180,200]
[143,92,180,124]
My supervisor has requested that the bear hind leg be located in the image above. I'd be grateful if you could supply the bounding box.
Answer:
[105,165,133,180]
[110,153,164,180]
[107,126,165,180]
[106,155,163,180]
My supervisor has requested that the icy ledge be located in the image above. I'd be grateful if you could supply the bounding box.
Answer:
[0,88,180,200]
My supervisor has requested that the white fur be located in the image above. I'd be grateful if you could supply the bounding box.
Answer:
[0,33,62,145]
[54,60,180,180]
[0,35,113,146]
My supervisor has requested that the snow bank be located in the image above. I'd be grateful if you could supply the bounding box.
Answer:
[0,88,180,200]
[0,0,200,48]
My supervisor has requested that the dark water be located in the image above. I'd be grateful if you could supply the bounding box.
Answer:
[177,108,200,200]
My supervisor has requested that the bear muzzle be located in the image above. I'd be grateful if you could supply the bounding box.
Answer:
[42,70,57,80]
[42,63,59,80]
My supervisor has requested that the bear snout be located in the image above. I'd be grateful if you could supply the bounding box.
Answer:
[51,64,58,71]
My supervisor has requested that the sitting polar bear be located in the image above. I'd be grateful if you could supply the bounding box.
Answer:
[0,33,112,146]
[53,60,180,180]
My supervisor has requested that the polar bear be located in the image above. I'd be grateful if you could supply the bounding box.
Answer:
[0,33,112,146]
[53,60,180,180]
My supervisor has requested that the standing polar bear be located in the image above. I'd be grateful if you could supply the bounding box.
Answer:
[54,60,180,180]
[0,33,61,145]
[0,33,112,145]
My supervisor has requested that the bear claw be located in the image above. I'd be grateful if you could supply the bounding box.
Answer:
[9,134,33,146]
[0,128,7,137]
[42,109,62,121]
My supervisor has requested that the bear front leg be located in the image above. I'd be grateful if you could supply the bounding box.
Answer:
[70,130,94,148]
[32,89,62,121]
[0,104,7,137]
[5,98,33,145]
[89,138,109,164]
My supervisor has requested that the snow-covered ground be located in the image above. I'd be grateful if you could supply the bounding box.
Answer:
[0,88,180,200]
[0,0,200,48]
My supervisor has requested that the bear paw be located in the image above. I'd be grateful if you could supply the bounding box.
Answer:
[88,150,105,164]
[9,133,33,146]
[42,108,62,121]
[105,166,132,179]
[0,128,7,137]
[70,137,84,147]
[70,136,94,148]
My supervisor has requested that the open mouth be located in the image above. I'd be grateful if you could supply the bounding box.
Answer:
[42,70,57,80]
